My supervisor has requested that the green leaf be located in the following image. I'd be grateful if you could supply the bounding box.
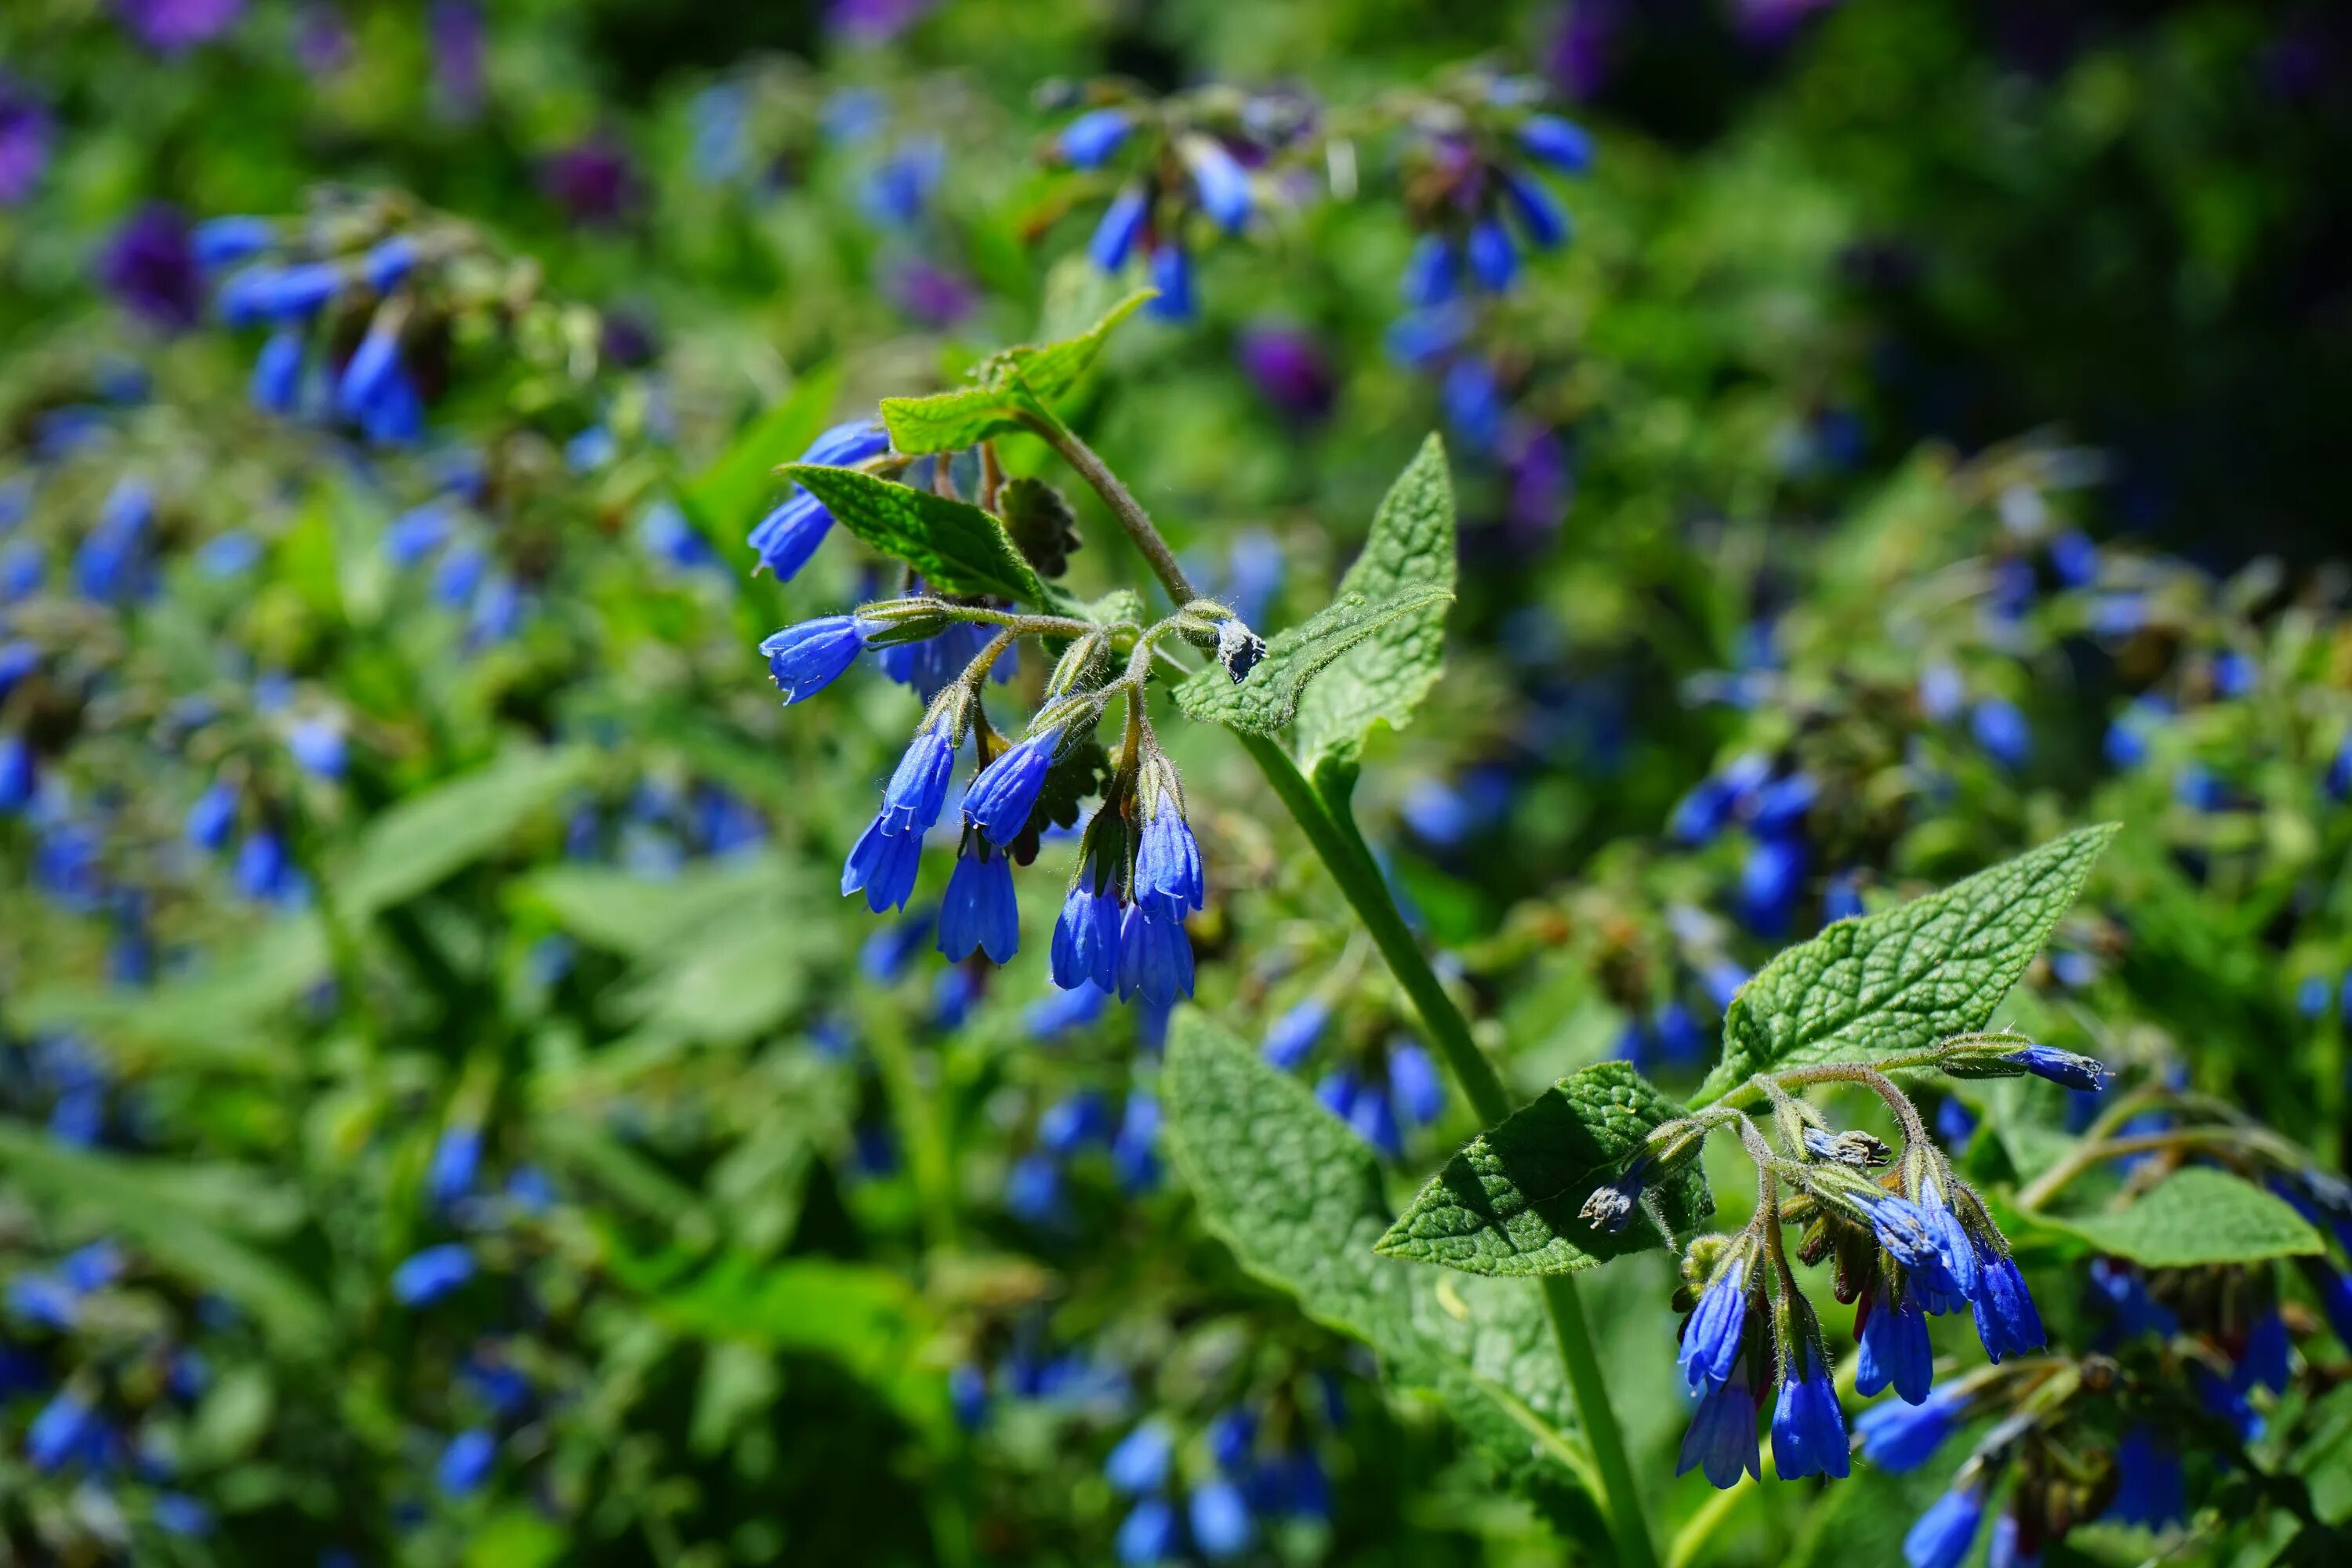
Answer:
[11,916,323,1074]
[1696,823,2119,1100]
[339,746,595,920]
[1375,1063,1713,1277]
[1292,435,1457,773]
[517,853,794,961]
[1172,587,1457,737]
[2022,1167,2323,1268]
[779,465,1044,603]
[877,290,1152,454]
[1163,1011,1608,1541]
[679,364,846,538]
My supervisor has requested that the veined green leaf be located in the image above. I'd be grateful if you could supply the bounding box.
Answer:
[877,290,1153,455]
[1164,1011,1608,1541]
[1376,1063,1713,1277]
[339,746,595,920]
[1293,434,1457,774]
[1696,824,2118,1101]
[780,466,1044,604]
[1172,587,1456,737]
[2021,1167,2323,1268]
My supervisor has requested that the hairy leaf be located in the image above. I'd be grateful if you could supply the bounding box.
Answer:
[1696,823,2118,1100]
[780,465,1044,603]
[1163,1011,1608,1541]
[1293,434,1457,773]
[340,746,594,920]
[878,290,1152,454]
[1376,1063,1713,1276]
[1173,587,1456,736]
[2023,1167,2323,1268]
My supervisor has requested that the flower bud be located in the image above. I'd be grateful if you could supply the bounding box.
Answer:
[857,597,959,646]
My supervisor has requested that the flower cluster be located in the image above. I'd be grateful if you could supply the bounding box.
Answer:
[1103,1397,1336,1565]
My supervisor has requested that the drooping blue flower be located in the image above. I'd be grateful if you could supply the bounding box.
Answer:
[1440,357,1507,456]
[1388,1042,1444,1126]
[1738,835,1808,938]
[2004,1043,2107,1091]
[1677,1372,1760,1489]
[217,260,340,325]
[1116,901,1193,1007]
[153,1492,213,1537]
[2234,1308,2291,1395]
[1038,1089,1114,1155]
[1060,108,1131,169]
[938,840,1019,964]
[1987,1512,2037,1568]
[1385,303,1470,368]
[1971,699,2031,769]
[1134,797,1203,920]
[1349,1083,1403,1157]
[75,477,154,602]
[760,615,877,705]
[1106,1421,1174,1493]
[843,815,924,913]
[193,215,272,268]
[1679,1269,1749,1397]
[1189,1477,1254,1558]
[363,234,416,292]
[1112,1091,1161,1193]
[437,1428,496,1497]
[1004,1151,1065,1225]
[2298,975,2337,1021]
[1091,187,1150,274]
[1465,219,1516,290]
[336,325,401,418]
[1498,169,1568,249]
[390,1243,474,1306]
[0,640,38,698]
[2107,1426,2185,1528]
[1116,1496,1181,1566]
[1857,1282,1933,1404]
[1970,1253,2045,1362]
[1519,115,1594,172]
[1051,884,1121,993]
[877,726,956,837]
[1147,242,1194,321]
[1401,234,1458,307]
[1747,771,1817,835]
[2212,649,2256,699]
[1184,139,1253,233]
[288,717,347,779]
[26,1389,94,1472]
[231,828,296,902]
[1262,996,1328,1070]
[427,1124,481,1209]
[1857,1192,1944,1277]
[1915,1182,1984,1305]
[964,728,1064,847]
[1904,1486,1985,1568]
[250,326,304,413]
[1853,1383,1960,1472]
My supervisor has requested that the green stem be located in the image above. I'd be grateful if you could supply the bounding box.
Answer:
[861,984,960,1252]
[1238,733,1658,1568]
[1018,408,1197,607]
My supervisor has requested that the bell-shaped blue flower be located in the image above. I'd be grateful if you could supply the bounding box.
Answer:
[938,840,1018,963]
[1051,883,1121,993]
[1184,139,1252,233]
[760,615,877,705]
[1971,1253,2045,1361]
[1904,1486,1985,1568]
[1133,797,1203,920]
[186,779,238,851]
[1147,243,1193,321]
[1853,1384,1962,1472]
[1105,1420,1174,1493]
[843,815,924,913]
[880,727,956,837]
[288,717,347,780]
[437,1428,496,1497]
[1679,1269,1750,1397]
[390,1243,474,1306]
[1059,108,1131,169]
[800,418,890,470]
[363,235,416,292]
[1972,698,2031,769]
[964,727,1063,847]
[1116,900,1194,1006]
[193,216,272,268]
[1857,1281,1933,1404]
[1465,219,1516,291]
[426,1124,481,1208]
[75,477,153,602]
[1519,115,1594,173]
[1400,234,1458,307]
[2107,1427,2185,1527]
[1388,1042,1444,1126]
[1262,996,1328,1070]
[1679,1371,1761,1489]
[1349,1083,1403,1157]
[336,325,407,424]
[1091,187,1149,274]
[748,491,831,580]
[1770,1355,1849,1479]
[1116,1496,1180,1566]
[1498,169,1568,249]
[250,327,303,413]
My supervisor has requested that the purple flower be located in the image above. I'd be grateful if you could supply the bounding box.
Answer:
[542,136,638,227]
[100,205,204,330]
[0,78,53,205]
[429,2,486,118]
[760,615,877,705]
[886,257,976,328]
[827,0,938,43]
[115,0,247,53]
[1236,324,1334,419]
[938,840,1018,963]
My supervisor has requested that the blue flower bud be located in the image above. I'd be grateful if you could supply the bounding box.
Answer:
[1853,1383,1960,1471]
[1059,108,1131,169]
[2004,1043,2107,1091]
[1349,1083,1403,1158]
[249,327,304,413]
[288,717,347,780]
[2328,735,2352,800]
[759,615,877,705]
[1004,1151,1063,1224]
[1116,901,1194,1006]
[1971,698,2031,769]
[1090,187,1149,274]
[1520,115,1594,172]
[938,840,1019,964]
[1738,835,1807,938]
[363,235,416,293]
[1441,357,1506,456]
[75,477,153,602]
[1399,235,1458,308]
[1465,219,1516,290]
[1116,1496,1180,1566]
[1904,1486,1985,1568]
[1384,303,1468,367]
[843,815,924,913]
[1970,1254,2045,1362]
[1823,871,1865,923]
[192,216,272,268]
[390,1243,474,1306]
[25,1389,94,1472]
[1189,1477,1254,1558]
[1133,797,1203,920]
[1676,1374,1760,1489]
[1497,169,1569,249]
[1105,1420,1174,1493]
[1315,1068,1359,1123]
[427,1124,481,1208]
[1208,1406,1258,1472]
[964,728,1064,847]
[1388,1042,1444,1126]
[2049,529,2100,589]
[1857,1281,1933,1405]
[1183,139,1252,234]
[1,540,42,602]
[1262,996,1328,1070]
[436,1428,495,1497]
[1146,242,1194,321]
[1679,1267,1750,1397]
[1051,884,1121,993]
[232,828,293,903]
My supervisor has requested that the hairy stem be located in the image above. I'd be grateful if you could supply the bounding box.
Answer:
[1020,408,1198,607]
[1238,733,1659,1568]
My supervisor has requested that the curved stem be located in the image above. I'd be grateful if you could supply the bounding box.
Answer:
[1019,408,1197,607]
[1238,732,1658,1568]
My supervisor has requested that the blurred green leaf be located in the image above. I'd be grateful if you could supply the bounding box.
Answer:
[339,746,595,920]
[1376,1063,1712,1276]
[1173,587,1455,737]
[1163,1011,1609,1542]
[679,362,846,539]
[1698,824,2118,1099]
[877,289,1153,454]
[780,465,1044,603]
[11,916,323,1073]
[2021,1167,2323,1268]
[1293,434,1457,776]
[517,852,797,961]
[464,1511,568,1568]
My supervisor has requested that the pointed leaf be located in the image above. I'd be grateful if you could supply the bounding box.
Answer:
[1376,1063,1713,1277]
[679,363,845,536]
[1293,434,1457,771]
[2022,1167,2323,1269]
[1173,587,1455,737]
[1696,824,2119,1101]
[1163,1011,1608,1541]
[779,466,1044,603]
[879,290,1153,454]
[339,746,594,920]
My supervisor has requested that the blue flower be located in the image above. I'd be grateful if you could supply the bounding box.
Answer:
[2086,1257,2176,1339]
[1987,1512,2036,1568]
[879,726,956,837]
[1039,1089,1114,1155]
[1004,1152,1063,1224]
[2212,649,2256,699]
[938,840,1019,963]
[363,234,416,292]
[2233,1308,2291,1395]
[1677,1373,1760,1489]
[26,1389,94,1472]
[1853,1384,1960,1471]
[232,829,296,903]
[1739,835,1808,938]
[2107,1427,2184,1528]
[1653,1002,1704,1064]
[386,501,456,566]
[1904,1486,1985,1568]
[250,327,304,412]
[843,816,924,913]
[427,1124,481,1208]
[1824,871,1865,922]
[153,1493,213,1537]
[749,492,831,580]
[1116,1496,1180,1566]
[391,1243,474,1306]
[964,728,1063,847]
[949,1363,989,1432]
[760,615,877,704]
[1262,996,1329,1069]
[336,325,404,420]
[1134,797,1203,920]
[1465,219,1516,290]
[2299,975,2337,1021]
[1060,108,1131,169]
[1051,884,1121,993]
[193,215,272,267]
[1385,303,1469,367]
[1105,1420,1174,1492]
[2328,735,2352,800]
[1971,699,2031,769]
[437,1428,496,1497]
[1189,1477,1254,1557]
[1702,960,1751,1013]
[1520,115,1594,172]
[1440,358,1506,456]
[63,1243,125,1293]
[1679,1269,1750,1397]
[1401,235,1458,307]
[1771,1354,1849,1480]
[1857,1282,1933,1404]
[186,782,238,851]
[2004,1043,2107,1091]
[288,717,347,779]
[1147,242,1193,321]
[1091,187,1150,274]
[1184,139,1252,233]
[1498,169,1568,249]
[1388,1042,1444,1125]
[1857,1192,1944,1276]
[1112,1091,1161,1193]
[1746,771,1817,835]
[1116,902,1194,1006]
[1349,1083,1403,1158]
[75,477,154,601]
[1970,1253,2045,1362]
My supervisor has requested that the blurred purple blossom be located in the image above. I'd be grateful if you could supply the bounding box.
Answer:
[100,205,203,331]
[114,0,247,53]
[828,0,939,45]
[293,5,353,74]
[886,257,976,328]
[1236,322,1335,421]
[0,79,50,206]
[430,2,486,119]
[542,136,638,227]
